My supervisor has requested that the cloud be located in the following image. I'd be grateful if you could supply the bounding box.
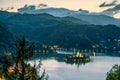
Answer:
[38,3,48,8]
[18,4,48,13]
[0,8,4,10]
[18,5,36,12]
[6,7,14,10]
[101,4,120,16]
[99,0,117,7]
[105,4,120,11]
[0,7,14,11]
[78,9,89,14]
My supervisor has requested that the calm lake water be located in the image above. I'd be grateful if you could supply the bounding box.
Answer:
[29,55,120,80]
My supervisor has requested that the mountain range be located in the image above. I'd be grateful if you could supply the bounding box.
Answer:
[18,8,120,26]
[0,10,120,51]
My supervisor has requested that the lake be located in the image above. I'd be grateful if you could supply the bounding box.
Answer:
[29,54,120,80]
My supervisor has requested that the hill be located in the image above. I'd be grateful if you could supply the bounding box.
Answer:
[0,21,14,51]
[18,8,120,26]
[0,11,120,51]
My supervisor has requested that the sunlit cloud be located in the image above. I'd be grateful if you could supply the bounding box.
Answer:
[99,0,118,7]
[17,3,48,13]
[105,4,120,11]
[114,12,120,18]
[0,8,4,10]
[18,4,36,12]
[0,6,14,11]
[78,9,90,14]
[38,3,48,9]
[100,4,120,17]
[6,7,14,10]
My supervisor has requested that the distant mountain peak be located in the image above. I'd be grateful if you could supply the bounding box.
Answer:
[0,8,120,26]
[17,7,120,26]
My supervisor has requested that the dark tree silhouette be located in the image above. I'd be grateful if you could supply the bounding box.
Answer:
[0,36,48,80]
[106,64,120,80]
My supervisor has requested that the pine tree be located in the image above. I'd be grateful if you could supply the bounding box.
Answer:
[106,64,120,80]
[0,36,48,80]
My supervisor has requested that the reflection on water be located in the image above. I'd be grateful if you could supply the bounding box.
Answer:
[33,53,90,66]
[31,53,120,80]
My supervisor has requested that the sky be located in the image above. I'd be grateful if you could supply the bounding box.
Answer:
[0,0,120,18]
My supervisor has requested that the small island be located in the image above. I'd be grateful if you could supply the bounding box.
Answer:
[64,52,90,63]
